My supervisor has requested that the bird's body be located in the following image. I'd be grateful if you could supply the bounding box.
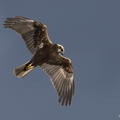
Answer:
[4,16,74,106]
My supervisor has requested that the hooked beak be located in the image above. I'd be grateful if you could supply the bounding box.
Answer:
[61,51,64,55]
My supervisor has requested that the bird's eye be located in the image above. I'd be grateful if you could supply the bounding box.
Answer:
[61,48,63,51]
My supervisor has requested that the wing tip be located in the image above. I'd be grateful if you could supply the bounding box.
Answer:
[58,94,72,106]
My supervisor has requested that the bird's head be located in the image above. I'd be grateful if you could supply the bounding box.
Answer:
[57,44,65,55]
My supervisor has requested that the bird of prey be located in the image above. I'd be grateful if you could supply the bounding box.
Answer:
[3,16,74,106]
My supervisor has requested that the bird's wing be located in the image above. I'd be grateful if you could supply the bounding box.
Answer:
[40,55,74,106]
[4,16,52,55]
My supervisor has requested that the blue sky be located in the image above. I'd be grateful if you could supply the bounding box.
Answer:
[1,0,120,120]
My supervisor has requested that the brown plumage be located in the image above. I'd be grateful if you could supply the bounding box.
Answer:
[3,16,74,106]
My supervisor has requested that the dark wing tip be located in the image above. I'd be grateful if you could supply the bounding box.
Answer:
[57,74,74,106]
[58,86,72,106]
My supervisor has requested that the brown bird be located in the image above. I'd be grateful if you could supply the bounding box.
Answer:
[3,16,74,106]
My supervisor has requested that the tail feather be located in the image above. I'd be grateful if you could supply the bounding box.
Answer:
[13,61,34,78]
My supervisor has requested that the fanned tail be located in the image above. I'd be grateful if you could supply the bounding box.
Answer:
[13,61,34,78]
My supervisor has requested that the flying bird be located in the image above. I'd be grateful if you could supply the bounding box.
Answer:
[3,16,74,106]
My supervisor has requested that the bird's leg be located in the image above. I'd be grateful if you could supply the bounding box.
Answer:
[26,62,34,70]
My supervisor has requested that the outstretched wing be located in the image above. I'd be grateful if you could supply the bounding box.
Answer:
[40,55,74,106]
[3,16,52,55]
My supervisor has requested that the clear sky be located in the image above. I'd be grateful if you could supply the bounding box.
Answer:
[1,0,120,120]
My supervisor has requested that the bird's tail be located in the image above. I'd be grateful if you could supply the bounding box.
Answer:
[13,61,35,78]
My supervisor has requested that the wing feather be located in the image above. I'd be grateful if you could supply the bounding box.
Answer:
[41,63,74,106]
[4,16,52,55]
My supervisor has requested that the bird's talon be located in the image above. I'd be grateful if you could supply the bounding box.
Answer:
[26,63,34,70]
